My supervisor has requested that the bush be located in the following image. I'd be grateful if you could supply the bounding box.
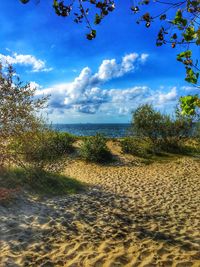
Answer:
[121,137,153,158]
[12,130,75,172]
[80,134,112,163]
[132,104,193,153]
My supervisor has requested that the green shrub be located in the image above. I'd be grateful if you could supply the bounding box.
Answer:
[80,134,112,163]
[121,137,153,158]
[132,104,193,153]
[11,130,75,172]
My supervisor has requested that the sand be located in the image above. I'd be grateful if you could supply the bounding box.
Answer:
[1,142,200,267]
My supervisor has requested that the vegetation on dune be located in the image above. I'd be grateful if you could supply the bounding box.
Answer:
[0,63,75,172]
[133,104,194,151]
[0,62,199,198]
[0,167,85,197]
[0,63,82,196]
[122,104,200,158]
[80,133,112,163]
[0,63,47,168]
[121,137,154,159]
[11,130,76,173]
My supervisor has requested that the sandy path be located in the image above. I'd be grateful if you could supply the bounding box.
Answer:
[1,152,200,266]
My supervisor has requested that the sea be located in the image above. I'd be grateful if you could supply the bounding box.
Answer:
[53,123,132,138]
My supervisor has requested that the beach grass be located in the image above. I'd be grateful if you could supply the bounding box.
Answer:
[0,167,85,196]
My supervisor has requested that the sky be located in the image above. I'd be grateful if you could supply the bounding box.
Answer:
[0,0,199,123]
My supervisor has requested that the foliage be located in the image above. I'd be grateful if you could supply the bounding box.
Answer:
[0,63,48,168]
[132,104,193,152]
[179,94,200,116]
[132,104,164,143]
[177,50,199,84]
[195,121,200,138]
[80,133,112,163]
[134,1,200,83]
[20,0,115,40]
[182,137,200,155]
[121,137,153,158]
[11,129,76,172]
[0,167,85,196]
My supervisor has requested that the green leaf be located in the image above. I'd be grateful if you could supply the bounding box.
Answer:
[180,95,200,115]
[94,14,101,25]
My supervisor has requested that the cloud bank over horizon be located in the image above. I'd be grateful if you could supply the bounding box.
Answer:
[33,53,182,122]
[0,50,189,123]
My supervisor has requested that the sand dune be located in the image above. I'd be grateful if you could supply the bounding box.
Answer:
[1,145,200,266]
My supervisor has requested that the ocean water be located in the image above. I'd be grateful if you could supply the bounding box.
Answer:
[53,123,132,138]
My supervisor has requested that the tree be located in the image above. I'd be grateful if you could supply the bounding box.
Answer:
[132,104,164,143]
[19,0,200,114]
[0,63,76,175]
[0,63,47,167]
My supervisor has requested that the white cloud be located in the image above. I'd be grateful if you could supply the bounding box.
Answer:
[92,53,145,83]
[35,53,149,114]
[34,53,181,117]
[157,87,177,105]
[36,83,179,117]
[0,52,53,72]
[95,58,119,81]
[139,53,149,63]
[121,53,138,72]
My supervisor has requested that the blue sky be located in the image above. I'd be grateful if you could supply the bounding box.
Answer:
[0,0,199,123]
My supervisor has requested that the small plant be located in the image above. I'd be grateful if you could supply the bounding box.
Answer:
[80,134,112,163]
[121,137,153,158]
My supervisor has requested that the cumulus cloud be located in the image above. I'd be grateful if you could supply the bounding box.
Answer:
[0,52,53,72]
[35,53,181,116]
[92,53,146,83]
[37,83,179,116]
[35,53,149,114]
[139,53,149,63]
[157,87,177,105]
